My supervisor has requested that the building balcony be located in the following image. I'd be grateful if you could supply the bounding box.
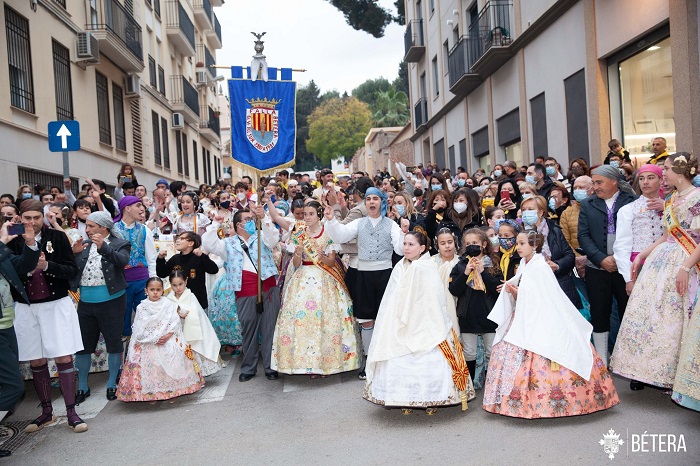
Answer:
[210,0,223,6]
[85,0,144,72]
[193,0,213,31]
[199,105,221,143]
[403,19,425,63]
[196,44,216,79]
[413,98,428,129]
[469,0,515,77]
[171,75,200,124]
[206,13,222,49]
[166,1,196,57]
[448,36,482,96]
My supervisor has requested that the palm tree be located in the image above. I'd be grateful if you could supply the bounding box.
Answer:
[371,88,410,127]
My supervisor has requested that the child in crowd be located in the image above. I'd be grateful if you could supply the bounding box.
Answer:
[117,277,203,402]
[167,270,223,377]
[496,219,521,281]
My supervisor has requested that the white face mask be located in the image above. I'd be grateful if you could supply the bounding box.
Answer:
[453,202,467,214]
[237,193,246,201]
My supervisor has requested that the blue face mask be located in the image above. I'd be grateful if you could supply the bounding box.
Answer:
[692,175,700,188]
[396,205,405,217]
[522,210,539,226]
[499,237,517,250]
[522,193,533,200]
[457,179,466,187]
[243,219,256,235]
[548,198,557,210]
[493,170,502,178]
[22,192,32,200]
[431,184,442,191]
[525,175,537,184]
[610,161,620,169]
[573,189,588,202]
[545,166,556,177]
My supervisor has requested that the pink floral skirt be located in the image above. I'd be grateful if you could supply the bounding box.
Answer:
[483,342,619,418]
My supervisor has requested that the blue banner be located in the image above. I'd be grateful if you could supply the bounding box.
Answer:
[228,79,297,172]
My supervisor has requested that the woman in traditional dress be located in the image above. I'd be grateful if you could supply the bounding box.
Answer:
[271,201,360,377]
[434,227,460,333]
[169,192,210,236]
[363,232,475,415]
[167,270,223,377]
[483,231,619,418]
[117,278,203,402]
[610,153,700,393]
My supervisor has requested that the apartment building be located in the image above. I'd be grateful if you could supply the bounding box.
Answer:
[403,0,699,174]
[0,0,225,194]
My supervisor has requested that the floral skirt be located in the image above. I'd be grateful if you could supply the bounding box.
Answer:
[672,298,700,412]
[117,342,203,402]
[271,265,360,375]
[483,341,619,419]
[207,275,242,347]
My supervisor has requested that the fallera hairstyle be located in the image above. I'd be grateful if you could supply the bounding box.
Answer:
[145,277,164,288]
[669,152,697,180]
[405,230,428,250]
[434,227,460,252]
[304,200,324,219]
[520,231,545,253]
[169,269,188,283]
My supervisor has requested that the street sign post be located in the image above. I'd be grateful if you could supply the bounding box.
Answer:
[48,120,80,179]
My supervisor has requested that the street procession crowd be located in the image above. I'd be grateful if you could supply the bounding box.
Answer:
[0,136,698,455]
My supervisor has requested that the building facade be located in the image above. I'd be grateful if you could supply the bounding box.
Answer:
[403,0,700,174]
[0,0,224,195]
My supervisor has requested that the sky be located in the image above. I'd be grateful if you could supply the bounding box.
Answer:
[214,0,405,95]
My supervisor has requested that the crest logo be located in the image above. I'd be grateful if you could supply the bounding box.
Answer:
[245,97,280,153]
[599,428,624,460]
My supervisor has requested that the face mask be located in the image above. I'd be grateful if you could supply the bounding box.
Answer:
[237,192,246,201]
[522,210,539,226]
[453,202,467,214]
[522,193,533,200]
[693,175,700,188]
[489,235,500,246]
[493,170,502,178]
[148,205,155,214]
[396,205,405,216]
[457,179,466,187]
[610,161,620,169]
[545,167,556,177]
[431,184,442,191]
[499,237,517,250]
[22,192,32,200]
[573,189,588,202]
[464,244,482,257]
[548,198,557,210]
[481,198,494,209]
[525,175,537,184]
[220,200,231,209]
[243,219,256,235]
[55,217,63,226]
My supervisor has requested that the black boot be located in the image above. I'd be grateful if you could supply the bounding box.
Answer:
[466,360,476,381]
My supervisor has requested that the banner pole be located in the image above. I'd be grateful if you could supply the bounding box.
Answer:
[256,170,263,309]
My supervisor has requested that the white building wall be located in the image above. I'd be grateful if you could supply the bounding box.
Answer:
[490,58,520,162]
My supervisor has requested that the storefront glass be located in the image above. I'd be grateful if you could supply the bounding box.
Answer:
[619,37,674,163]
[505,141,522,168]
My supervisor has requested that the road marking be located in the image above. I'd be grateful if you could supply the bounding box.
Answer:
[188,362,235,404]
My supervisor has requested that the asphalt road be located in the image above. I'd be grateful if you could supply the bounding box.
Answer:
[2,355,698,466]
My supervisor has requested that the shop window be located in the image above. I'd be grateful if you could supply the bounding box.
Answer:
[504,141,522,168]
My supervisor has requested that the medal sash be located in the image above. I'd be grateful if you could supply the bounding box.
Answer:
[292,223,348,293]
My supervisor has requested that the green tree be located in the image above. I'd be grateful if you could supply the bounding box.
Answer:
[321,89,341,103]
[295,80,322,171]
[327,0,394,38]
[392,60,409,96]
[307,97,371,165]
[352,78,392,107]
[370,88,409,127]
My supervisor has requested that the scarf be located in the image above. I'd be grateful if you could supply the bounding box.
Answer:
[500,245,516,277]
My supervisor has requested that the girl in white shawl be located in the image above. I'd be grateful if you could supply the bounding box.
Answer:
[117,278,203,402]
[363,232,476,415]
[168,270,224,377]
[483,232,619,418]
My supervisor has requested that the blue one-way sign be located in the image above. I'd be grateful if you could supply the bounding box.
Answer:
[48,120,80,152]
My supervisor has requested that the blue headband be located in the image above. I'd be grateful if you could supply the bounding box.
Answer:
[495,218,521,233]
[365,187,388,216]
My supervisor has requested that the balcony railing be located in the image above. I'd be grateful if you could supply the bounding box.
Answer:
[206,13,222,48]
[200,105,220,139]
[193,0,213,29]
[85,0,144,70]
[196,44,215,76]
[403,19,425,62]
[473,0,513,53]
[166,1,195,54]
[448,36,482,89]
[171,76,199,118]
[413,98,428,128]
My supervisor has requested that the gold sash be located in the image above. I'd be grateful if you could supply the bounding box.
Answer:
[437,329,470,411]
[292,223,349,293]
[665,193,700,272]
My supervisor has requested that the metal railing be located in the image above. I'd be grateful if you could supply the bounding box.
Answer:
[171,76,199,116]
[470,0,513,57]
[403,19,424,56]
[86,0,143,61]
[194,0,212,23]
[448,36,481,87]
[166,1,195,50]
[53,0,66,8]
[200,105,220,137]
[212,13,221,43]
[413,98,428,128]
[197,44,215,70]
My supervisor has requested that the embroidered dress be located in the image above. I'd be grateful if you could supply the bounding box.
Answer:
[673,297,700,411]
[610,190,700,388]
[271,228,360,375]
[483,254,619,418]
[207,240,242,347]
[117,297,203,402]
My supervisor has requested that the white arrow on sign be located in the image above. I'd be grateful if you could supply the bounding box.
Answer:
[56,124,72,149]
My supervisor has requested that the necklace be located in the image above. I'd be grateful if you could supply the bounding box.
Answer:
[182,212,194,218]
[678,185,695,197]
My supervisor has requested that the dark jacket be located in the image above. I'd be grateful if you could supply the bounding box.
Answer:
[537,178,556,199]
[9,227,79,303]
[425,209,480,249]
[577,191,637,268]
[156,251,219,309]
[70,235,131,296]
[544,219,581,308]
[0,241,40,306]
[448,258,501,334]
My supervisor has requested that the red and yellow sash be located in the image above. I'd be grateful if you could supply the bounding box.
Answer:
[437,329,470,411]
[292,223,349,294]
[665,193,700,272]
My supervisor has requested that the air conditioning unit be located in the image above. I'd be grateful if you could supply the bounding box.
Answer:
[124,75,141,98]
[196,71,207,84]
[76,31,99,63]
[172,113,184,129]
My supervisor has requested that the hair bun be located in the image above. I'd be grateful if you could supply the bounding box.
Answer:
[671,152,697,178]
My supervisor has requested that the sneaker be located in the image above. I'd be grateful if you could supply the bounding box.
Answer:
[358,370,366,380]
